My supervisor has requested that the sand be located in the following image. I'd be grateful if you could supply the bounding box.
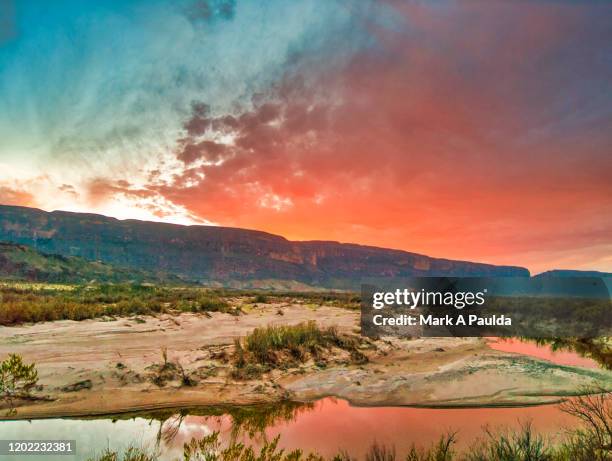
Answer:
[1,303,610,419]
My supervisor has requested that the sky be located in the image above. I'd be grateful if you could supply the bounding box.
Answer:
[0,0,611,273]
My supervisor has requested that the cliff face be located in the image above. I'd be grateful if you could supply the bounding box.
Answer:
[0,205,529,286]
[0,242,178,284]
[534,270,612,278]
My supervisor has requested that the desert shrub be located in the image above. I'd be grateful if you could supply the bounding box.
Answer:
[175,294,230,313]
[242,321,336,364]
[405,433,457,461]
[197,295,229,312]
[0,353,38,414]
[177,362,197,387]
[230,362,269,380]
[0,284,367,326]
[231,321,367,379]
[365,442,396,461]
[183,431,318,461]
[331,452,356,461]
[466,422,550,461]
[144,347,197,388]
[556,388,611,460]
[87,446,157,461]
[254,294,269,304]
[0,284,237,325]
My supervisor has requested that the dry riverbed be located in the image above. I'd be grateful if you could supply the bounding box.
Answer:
[1,302,610,419]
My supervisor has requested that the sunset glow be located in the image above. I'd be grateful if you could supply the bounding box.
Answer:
[0,0,610,273]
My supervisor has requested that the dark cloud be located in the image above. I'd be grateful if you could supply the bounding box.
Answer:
[178,139,229,164]
[58,184,78,197]
[176,89,331,168]
[155,1,612,272]
[87,178,156,205]
[184,102,212,136]
[75,0,611,272]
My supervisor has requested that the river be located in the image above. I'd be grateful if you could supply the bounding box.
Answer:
[0,338,607,461]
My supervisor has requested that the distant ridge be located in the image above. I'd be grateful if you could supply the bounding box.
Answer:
[534,270,612,278]
[0,204,529,288]
[0,241,183,284]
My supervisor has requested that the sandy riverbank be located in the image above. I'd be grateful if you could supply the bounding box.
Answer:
[1,302,610,419]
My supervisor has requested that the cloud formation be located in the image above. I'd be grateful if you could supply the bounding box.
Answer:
[0,0,611,272]
[0,186,36,207]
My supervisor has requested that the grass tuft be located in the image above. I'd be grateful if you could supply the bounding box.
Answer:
[231,321,367,378]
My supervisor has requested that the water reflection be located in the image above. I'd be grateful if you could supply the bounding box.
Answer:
[156,400,313,444]
[2,340,608,460]
[488,337,611,370]
[533,338,611,370]
[0,398,587,460]
[132,398,584,459]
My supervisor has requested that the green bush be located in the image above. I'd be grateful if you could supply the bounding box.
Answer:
[254,294,269,304]
[232,321,367,378]
[241,321,339,365]
[197,295,229,312]
[465,423,549,461]
[0,353,38,414]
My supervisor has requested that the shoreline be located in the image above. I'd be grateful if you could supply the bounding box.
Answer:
[1,388,575,422]
[1,395,571,422]
[1,303,610,421]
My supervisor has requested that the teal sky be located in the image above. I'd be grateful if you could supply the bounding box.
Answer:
[0,0,376,211]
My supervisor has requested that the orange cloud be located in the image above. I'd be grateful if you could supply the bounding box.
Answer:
[152,1,611,273]
[0,186,37,207]
[2,1,610,273]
